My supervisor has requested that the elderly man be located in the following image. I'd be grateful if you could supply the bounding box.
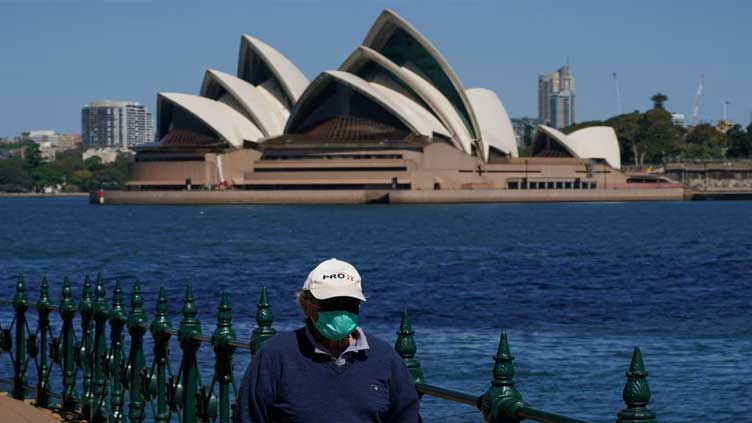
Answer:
[238,258,420,423]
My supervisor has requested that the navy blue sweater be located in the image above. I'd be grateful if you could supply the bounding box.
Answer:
[238,328,419,423]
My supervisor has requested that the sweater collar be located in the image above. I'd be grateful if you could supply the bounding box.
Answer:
[304,325,370,358]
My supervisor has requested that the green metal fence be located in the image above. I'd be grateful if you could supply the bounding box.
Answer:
[0,275,658,423]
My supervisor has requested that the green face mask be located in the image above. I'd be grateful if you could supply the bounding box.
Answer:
[314,310,359,341]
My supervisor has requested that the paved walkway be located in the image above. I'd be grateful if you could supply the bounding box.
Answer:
[0,394,62,423]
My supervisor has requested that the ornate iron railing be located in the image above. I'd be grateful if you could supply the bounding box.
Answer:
[0,275,658,423]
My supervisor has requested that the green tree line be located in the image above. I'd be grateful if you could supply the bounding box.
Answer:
[0,141,131,192]
[561,94,752,166]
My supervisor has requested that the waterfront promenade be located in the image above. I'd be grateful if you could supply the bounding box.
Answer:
[0,394,61,422]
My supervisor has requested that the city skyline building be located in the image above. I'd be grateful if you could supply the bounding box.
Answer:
[81,100,154,149]
[19,130,80,161]
[538,65,576,129]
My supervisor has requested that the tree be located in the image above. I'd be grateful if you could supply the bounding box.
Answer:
[30,165,65,190]
[523,124,535,147]
[562,120,605,134]
[651,93,668,110]
[50,148,84,176]
[23,142,42,169]
[639,107,685,163]
[84,156,104,172]
[69,169,94,191]
[726,124,752,158]
[607,112,642,166]
[0,158,32,192]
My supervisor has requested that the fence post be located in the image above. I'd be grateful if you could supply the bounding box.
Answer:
[250,287,276,356]
[12,274,29,400]
[480,332,526,423]
[60,277,78,412]
[108,281,127,423]
[79,275,94,418]
[91,274,110,422]
[127,281,147,423]
[394,310,425,385]
[211,292,236,423]
[35,277,52,407]
[150,287,172,423]
[616,347,657,423]
[178,285,201,423]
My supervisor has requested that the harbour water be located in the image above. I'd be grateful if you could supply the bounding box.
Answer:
[1,198,750,422]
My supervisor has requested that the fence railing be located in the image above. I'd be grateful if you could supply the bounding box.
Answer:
[0,275,658,423]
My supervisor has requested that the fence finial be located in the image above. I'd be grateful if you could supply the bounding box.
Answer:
[394,310,424,385]
[179,285,202,423]
[12,274,29,400]
[79,275,95,418]
[13,274,28,308]
[38,276,50,309]
[480,332,526,422]
[155,287,169,322]
[108,280,127,423]
[35,276,52,407]
[128,280,146,326]
[150,287,172,423]
[94,274,107,312]
[61,277,74,313]
[212,292,236,423]
[91,274,109,422]
[59,276,78,411]
[250,287,277,355]
[617,347,657,423]
[212,292,235,343]
[127,281,148,423]
[111,280,125,319]
[180,285,200,335]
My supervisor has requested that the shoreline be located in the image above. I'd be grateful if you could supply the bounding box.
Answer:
[0,192,89,198]
[89,188,690,205]
[5,189,751,203]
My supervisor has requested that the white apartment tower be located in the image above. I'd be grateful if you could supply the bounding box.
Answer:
[537,65,575,129]
[82,100,155,148]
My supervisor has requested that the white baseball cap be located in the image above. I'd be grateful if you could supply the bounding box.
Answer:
[302,258,366,301]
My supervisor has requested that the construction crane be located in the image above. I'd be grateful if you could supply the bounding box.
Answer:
[691,74,704,124]
[612,72,622,115]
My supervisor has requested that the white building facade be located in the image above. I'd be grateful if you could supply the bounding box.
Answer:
[82,100,155,149]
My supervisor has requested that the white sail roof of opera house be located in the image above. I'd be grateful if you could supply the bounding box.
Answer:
[363,9,482,147]
[285,70,450,138]
[237,35,309,109]
[200,69,288,137]
[567,126,621,170]
[339,46,474,154]
[152,9,522,163]
[532,125,621,169]
[157,93,263,148]
[466,88,519,158]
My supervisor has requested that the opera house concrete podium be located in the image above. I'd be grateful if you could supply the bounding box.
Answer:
[121,10,684,204]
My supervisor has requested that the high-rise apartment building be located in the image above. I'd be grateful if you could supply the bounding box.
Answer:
[82,100,155,148]
[537,65,575,129]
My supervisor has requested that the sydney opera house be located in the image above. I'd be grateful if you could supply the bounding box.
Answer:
[125,10,672,201]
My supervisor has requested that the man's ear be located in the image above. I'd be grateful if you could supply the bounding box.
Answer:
[302,298,317,321]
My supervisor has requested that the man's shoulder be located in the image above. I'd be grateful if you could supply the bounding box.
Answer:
[362,331,402,361]
[256,329,302,355]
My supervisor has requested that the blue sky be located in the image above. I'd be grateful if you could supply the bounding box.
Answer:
[0,0,750,137]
